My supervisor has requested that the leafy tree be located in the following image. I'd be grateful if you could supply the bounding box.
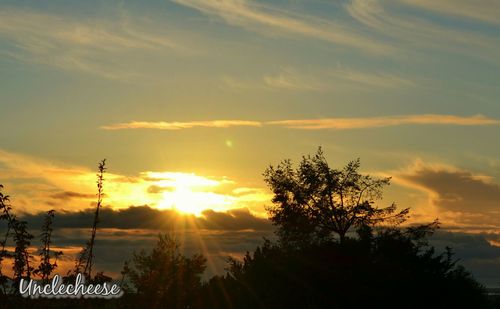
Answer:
[122,234,207,309]
[263,147,409,245]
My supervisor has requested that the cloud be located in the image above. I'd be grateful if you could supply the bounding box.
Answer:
[101,115,500,131]
[0,149,271,214]
[263,68,326,91]
[20,205,273,231]
[346,0,500,64]
[223,66,416,92]
[267,114,500,130]
[429,231,500,287]
[101,120,262,130]
[171,0,392,54]
[396,162,500,213]
[329,68,416,88]
[17,206,500,285]
[401,0,500,25]
[0,8,185,79]
[50,191,96,201]
[13,206,275,278]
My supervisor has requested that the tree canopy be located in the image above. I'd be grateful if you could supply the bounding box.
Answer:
[264,147,409,245]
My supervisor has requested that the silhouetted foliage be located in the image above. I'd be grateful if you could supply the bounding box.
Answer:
[0,185,35,290]
[0,184,11,296]
[122,233,207,309]
[264,147,409,246]
[33,210,63,284]
[199,225,489,309]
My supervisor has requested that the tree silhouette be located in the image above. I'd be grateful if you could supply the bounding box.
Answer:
[72,159,106,280]
[122,233,207,309]
[0,184,11,295]
[264,147,409,245]
[84,159,106,278]
[200,224,490,309]
[34,209,63,284]
[0,185,34,291]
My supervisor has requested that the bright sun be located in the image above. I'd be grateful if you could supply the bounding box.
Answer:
[152,172,234,216]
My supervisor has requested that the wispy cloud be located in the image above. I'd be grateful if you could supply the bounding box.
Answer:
[263,67,326,91]
[402,0,500,25]
[101,120,262,130]
[330,68,416,88]
[268,114,500,129]
[171,0,392,54]
[102,114,499,131]
[346,0,500,64]
[0,8,185,79]
[225,67,415,92]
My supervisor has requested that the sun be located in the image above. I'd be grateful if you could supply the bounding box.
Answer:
[152,172,235,216]
[160,189,233,216]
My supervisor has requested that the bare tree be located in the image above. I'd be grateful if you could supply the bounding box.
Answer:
[34,210,62,284]
[72,159,106,280]
[83,159,106,279]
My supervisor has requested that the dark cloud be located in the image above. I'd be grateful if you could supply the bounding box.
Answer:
[14,206,274,279]
[401,166,500,212]
[146,185,174,194]
[20,205,274,231]
[430,230,500,287]
[49,191,95,200]
[9,207,500,286]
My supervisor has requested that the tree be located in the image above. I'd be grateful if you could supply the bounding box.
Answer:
[71,159,106,280]
[204,224,490,309]
[122,233,207,309]
[34,210,63,284]
[84,158,106,278]
[263,147,409,245]
[0,185,34,290]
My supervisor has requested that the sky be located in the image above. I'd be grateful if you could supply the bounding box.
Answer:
[0,0,499,286]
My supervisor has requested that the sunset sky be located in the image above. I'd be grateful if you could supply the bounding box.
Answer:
[1,0,500,286]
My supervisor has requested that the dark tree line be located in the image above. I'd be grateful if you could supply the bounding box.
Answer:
[0,150,498,308]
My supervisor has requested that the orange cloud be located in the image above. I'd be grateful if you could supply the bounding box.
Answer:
[101,120,262,130]
[267,114,499,129]
[390,160,500,229]
[0,149,271,215]
[101,115,500,131]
